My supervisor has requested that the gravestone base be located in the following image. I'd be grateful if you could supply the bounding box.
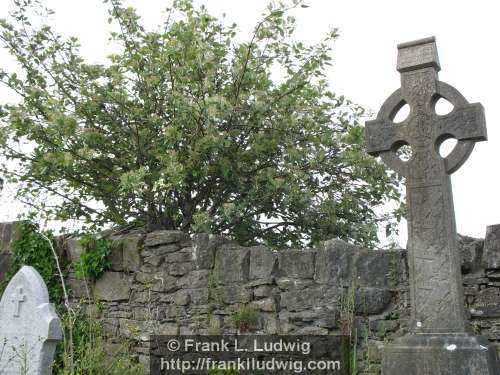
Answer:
[382,334,500,375]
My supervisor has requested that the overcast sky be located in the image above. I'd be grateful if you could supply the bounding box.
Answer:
[0,0,498,244]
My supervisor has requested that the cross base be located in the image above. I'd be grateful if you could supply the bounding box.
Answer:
[382,334,500,375]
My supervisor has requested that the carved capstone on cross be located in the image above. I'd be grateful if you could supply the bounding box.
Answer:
[365,37,487,334]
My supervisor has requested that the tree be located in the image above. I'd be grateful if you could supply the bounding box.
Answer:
[0,0,403,248]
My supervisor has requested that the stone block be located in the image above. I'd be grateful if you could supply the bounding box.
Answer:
[168,262,194,276]
[356,250,398,288]
[144,230,189,247]
[0,222,17,252]
[150,272,178,293]
[166,251,192,263]
[251,297,277,312]
[458,234,484,273]
[143,254,163,267]
[382,334,500,375]
[123,232,143,271]
[108,238,124,271]
[216,286,252,304]
[249,246,277,280]
[213,247,250,285]
[189,288,209,305]
[94,272,131,301]
[174,291,191,306]
[281,286,338,312]
[67,277,89,299]
[191,234,232,269]
[176,270,210,289]
[355,287,392,315]
[314,239,358,285]
[66,237,84,263]
[484,224,500,269]
[278,250,315,279]
[0,222,16,280]
[254,285,273,298]
[470,288,500,318]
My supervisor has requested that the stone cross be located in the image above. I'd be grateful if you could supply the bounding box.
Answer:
[0,266,62,375]
[366,36,487,333]
[366,37,500,375]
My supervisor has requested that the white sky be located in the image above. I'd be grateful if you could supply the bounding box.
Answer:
[0,0,499,244]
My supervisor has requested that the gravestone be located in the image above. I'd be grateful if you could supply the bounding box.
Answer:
[0,266,62,375]
[365,37,500,374]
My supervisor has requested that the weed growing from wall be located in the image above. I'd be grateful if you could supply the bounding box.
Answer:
[74,234,112,280]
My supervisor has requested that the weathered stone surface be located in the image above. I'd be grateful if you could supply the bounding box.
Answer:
[367,37,499,374]
[191,234,232,269]
[0,266,62,375]
[144,230,188,247]
[367,36,483,334]
[213,247,250,285]
[355,287,392,315]
[254,285,273,298]
[66,237,84,262]
[67,277,89,299]
[249,246,277,280]
[176,270,210,289]
[278,250,315,279]
[94,272,131,301]
[143,254,163,267]
[216,286,252,304]
[356,250,400,288]
[485,224,500,269]
[174,291,191,306]
[108,236,124,271]
[275,278,313,290]
[122,232,143,271]
[168,262,193,276]
[383,335,500,375]
[251,297,277,312]
[470,288,500,318]
[281,286,338,312]
[0,222,17,281]
[314,239,357,285]
[458,234,484,273]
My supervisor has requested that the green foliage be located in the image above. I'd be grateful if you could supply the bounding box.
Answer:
[54,311,146,375]
[232,305,259,332]
[74,234,112,280]
[0,220,65,304]
[0,0,403,248]
[338,284,356,336]
[387,251,401,289]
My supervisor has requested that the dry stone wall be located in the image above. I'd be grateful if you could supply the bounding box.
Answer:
[2,222,500,372]
[62,226,500,372]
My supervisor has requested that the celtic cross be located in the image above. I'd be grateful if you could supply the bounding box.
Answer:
[366,37,487,333]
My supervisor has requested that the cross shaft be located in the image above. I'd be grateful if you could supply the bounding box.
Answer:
[365,37,487,333]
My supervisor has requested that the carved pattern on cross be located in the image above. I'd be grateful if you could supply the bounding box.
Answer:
[365,37,488,334]
[365,67,486,182]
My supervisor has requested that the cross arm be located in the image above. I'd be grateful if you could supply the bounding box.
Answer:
[365,119,407,156]
[435,103,487,142]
